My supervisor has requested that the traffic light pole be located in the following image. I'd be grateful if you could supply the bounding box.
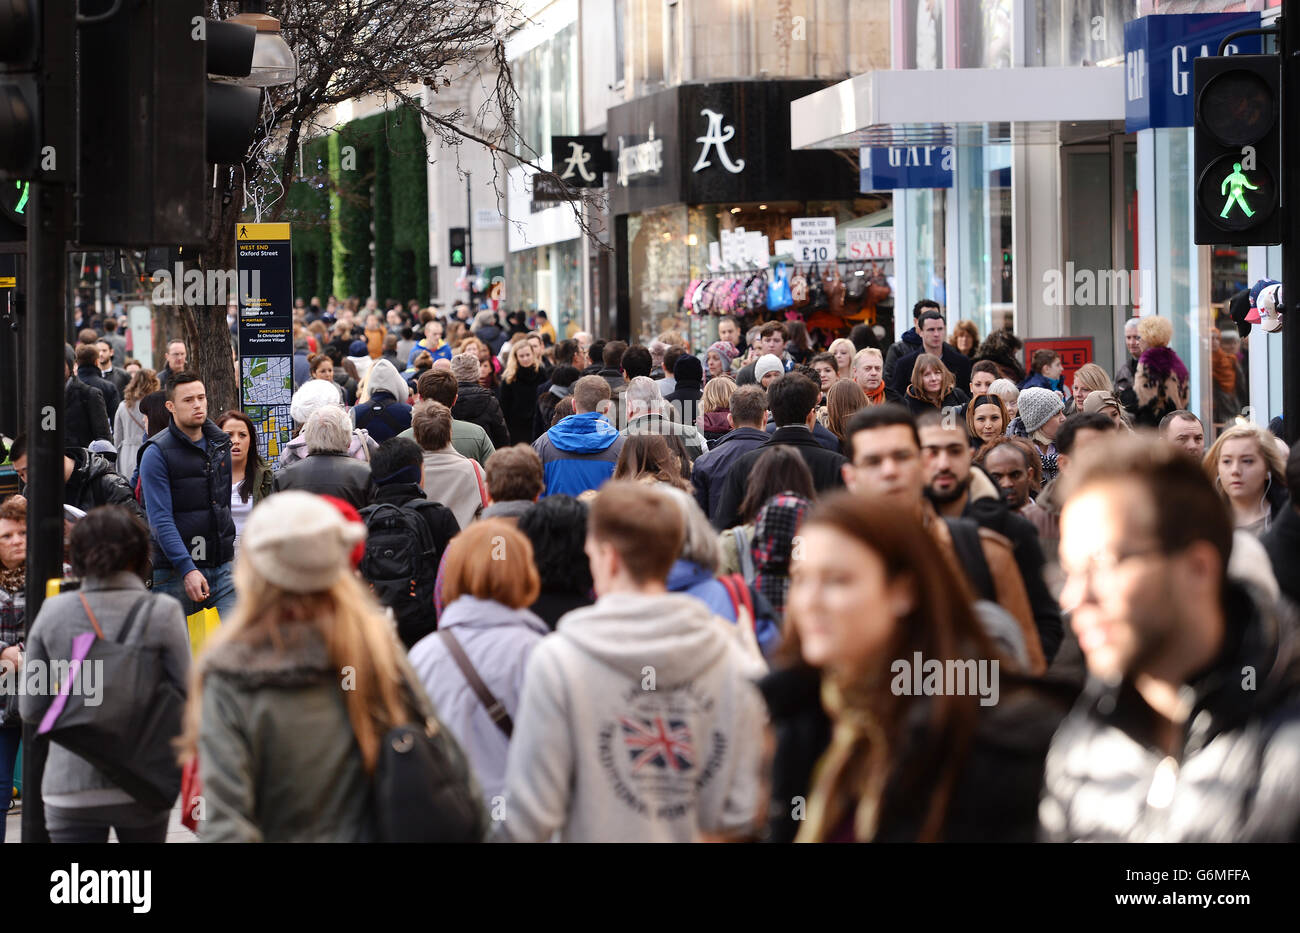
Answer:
[465,173,474,301]
[1283,2,1300,443]
[21,179,70,844]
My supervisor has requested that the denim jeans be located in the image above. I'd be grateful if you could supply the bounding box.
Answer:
[151,562,236,621]
[0,726,19,843]
[45,801,170,843]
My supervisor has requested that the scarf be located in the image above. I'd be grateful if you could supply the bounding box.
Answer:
[751,493,809,619]
[863,381,887,406]
[0,563,24,597]
[796,676,891,843]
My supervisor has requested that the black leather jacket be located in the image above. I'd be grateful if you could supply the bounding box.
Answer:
[271,450,377,511]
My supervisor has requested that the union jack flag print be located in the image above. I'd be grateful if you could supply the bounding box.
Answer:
[620,716,695,772]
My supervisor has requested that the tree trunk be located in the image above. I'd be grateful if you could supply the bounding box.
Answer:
[193,171,245,416]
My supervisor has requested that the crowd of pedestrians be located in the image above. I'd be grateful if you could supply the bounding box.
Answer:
[1,294,1298,845]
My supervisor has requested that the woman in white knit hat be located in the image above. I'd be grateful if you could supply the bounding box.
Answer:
[179,491,483,842]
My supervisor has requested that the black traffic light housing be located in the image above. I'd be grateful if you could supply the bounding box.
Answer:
[77,0,260,247]
[1194,54,1283,246]
[449,227,467,267]
[0,0,74,187]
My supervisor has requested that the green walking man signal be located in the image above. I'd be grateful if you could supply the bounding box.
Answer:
[1220,162,1259,218]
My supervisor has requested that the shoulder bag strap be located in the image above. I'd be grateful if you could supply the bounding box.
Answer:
[77,592,105,639]
[438,628,513,738]
[733,527,756,586]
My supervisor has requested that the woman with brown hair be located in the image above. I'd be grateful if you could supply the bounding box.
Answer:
[408,520,547,805]
[950,320,980,359]
[180,491,482,842]
[114,367,161,477]
[612,434,690,490]
[775,492,1070,843]
[823,379,867,456]
[717,445,817,577]
[1204,423,1289,536]
[903,353,968,416]
[965,393,1008,449]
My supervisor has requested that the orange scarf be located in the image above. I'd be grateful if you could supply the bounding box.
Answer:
[864,382,887,406]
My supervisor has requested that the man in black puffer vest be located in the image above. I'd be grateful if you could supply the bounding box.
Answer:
[135,372,237,619]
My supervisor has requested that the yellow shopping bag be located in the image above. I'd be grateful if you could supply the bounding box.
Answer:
[186,607,221,658]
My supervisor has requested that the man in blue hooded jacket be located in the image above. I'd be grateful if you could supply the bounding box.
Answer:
[532,375,625,498]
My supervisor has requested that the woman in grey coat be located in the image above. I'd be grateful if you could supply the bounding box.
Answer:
[21,506,190,843]
[178,491,484,842]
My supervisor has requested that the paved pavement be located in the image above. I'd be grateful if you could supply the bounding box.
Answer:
[5,801,196,843]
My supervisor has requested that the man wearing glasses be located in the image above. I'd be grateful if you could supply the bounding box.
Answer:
[1040,433,1300,842]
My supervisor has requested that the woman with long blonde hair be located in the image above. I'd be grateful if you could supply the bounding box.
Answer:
[1203,424,1288,536]
[179,492,481,842]
[828,338,856,380]
[114,368,161,477]
[499,338,546,444]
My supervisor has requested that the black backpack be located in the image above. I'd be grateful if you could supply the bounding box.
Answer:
[359,500,447,648]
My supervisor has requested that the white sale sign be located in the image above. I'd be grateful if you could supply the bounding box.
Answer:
[790,217,837,263]
[845,228,895,260]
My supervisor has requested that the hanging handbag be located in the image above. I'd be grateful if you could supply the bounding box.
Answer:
[373,664,488,843]
[807,264,829,313]
[33,593,184,810]
[682,278,702,313]
[767,262,793,311]
[845,263,867,302]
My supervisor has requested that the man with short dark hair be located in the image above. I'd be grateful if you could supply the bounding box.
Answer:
[63,347,111,449]
[75,341,121,420]
[498,480,766,843]
[412,400,487,529]
[918,410,1063,662]
[482,444,545,520]
[397,369,495,467]
[7,435,143,518]
[883,298,942,378]
[691,384,769,520]
[712,373,846,530]
[136,372,237,618]
[1041,434,1300,842]
[842,404,1043,673]
[656,345,686,396]
[598,340,629,392]
[1159,409,1206,459]
[888,309,973,394]
[97,339,131,395]
[101,316,127,366]
[736,322,794,385]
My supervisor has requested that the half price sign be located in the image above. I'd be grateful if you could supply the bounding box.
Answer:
[791,217,837,263]
[845,228,895,260]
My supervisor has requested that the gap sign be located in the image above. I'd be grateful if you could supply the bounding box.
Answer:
[860,146,953,191]
[1124,13,1263,133]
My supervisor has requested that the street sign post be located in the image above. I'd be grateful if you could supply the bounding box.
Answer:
[236,222,294,464]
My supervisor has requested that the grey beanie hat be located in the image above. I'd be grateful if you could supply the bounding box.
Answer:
[1018,387,1065,434]
[451,352,480,383]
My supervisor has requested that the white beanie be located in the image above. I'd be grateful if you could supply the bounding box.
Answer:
[242,492,366,594]
[755,354,785,382]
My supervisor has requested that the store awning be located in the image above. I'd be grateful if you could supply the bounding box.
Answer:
[790,66,1127,151]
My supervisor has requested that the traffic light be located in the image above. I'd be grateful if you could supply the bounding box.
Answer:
[1194,54,1282,246]
[0,180,26,242]
[0,0,74,186]
[77,0,260,247]
[449,227,467,267]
